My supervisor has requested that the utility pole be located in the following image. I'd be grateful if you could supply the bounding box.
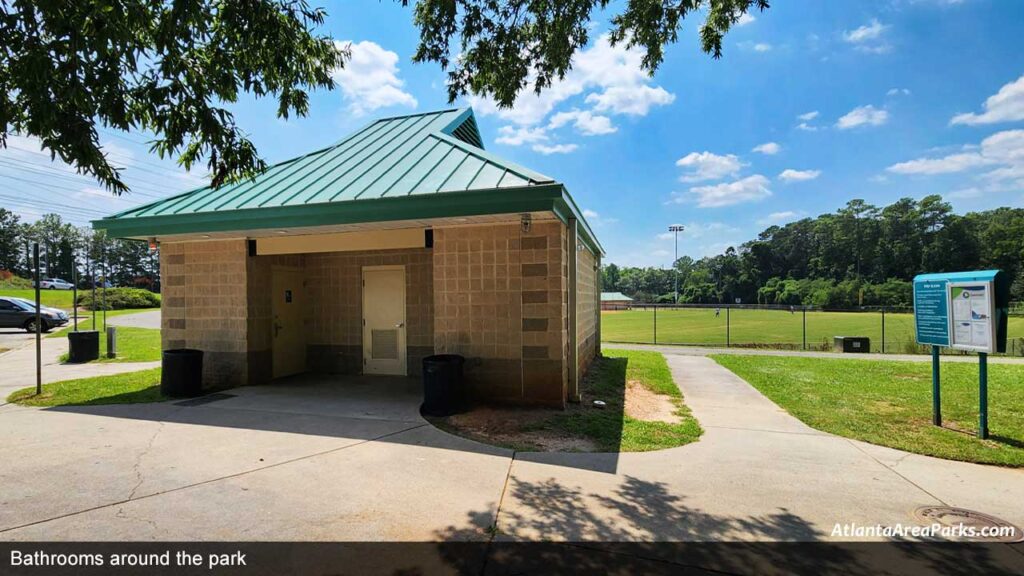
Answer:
[668,225,685,303]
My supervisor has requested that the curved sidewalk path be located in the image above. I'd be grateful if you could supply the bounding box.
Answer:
[607,342,1024,363]
[498,353,1024,543]
[0,333,159,404]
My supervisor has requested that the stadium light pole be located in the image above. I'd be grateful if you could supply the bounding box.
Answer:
[668,225,685,303]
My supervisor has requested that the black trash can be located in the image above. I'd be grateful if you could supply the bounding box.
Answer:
[66,330,100,363]
[421,354,466,417]
[161,349,204,397]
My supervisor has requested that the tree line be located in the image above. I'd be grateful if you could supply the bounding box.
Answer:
[0,209,159,290]
[602,196,1024,308]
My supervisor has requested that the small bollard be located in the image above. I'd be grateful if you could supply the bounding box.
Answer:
[106,326,117,359]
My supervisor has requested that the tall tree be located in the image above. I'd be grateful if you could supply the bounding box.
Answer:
[412,0,769,107]
[3,1,767,194]
[1,0,346,193]
[0,207,21,273]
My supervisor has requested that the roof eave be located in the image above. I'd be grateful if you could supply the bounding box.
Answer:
[93,182,603,256]
[93,183,560,237]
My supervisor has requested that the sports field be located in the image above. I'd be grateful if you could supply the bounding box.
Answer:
[601,308,1024,354]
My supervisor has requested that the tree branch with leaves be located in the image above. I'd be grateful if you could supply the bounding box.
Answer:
[0,0,346,193]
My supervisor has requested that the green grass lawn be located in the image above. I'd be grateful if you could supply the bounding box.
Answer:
[712,355,1024,467]
[7,368,166,406]
[52,326,161,363]
[0,288,159,319]
[430,348,703,452]
[0,288,77,309]
[601,308,1024,354]
[546,348,703,451]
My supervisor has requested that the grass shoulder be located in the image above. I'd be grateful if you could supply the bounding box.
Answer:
[52,326,162,363]
[429,348,703,452]
[711,354,1024,467]
[7,368,166,407]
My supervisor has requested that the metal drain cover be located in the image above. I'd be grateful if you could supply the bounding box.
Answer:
[913,506,1023,542]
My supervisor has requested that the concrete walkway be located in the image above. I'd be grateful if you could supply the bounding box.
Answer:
[498,354,1024,544]
[1,346,1023,573]
[0,332,159,403]
[107,309,161,329]
[1,357,1022,571]
[609,342,1024,363]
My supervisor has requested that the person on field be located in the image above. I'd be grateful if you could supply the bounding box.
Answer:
[714,307,720,318]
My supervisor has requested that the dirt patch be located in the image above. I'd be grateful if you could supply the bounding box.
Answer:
[437,406,599,452]
[624,380,681,424]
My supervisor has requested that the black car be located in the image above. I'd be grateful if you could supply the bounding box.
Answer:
[0,297,70,333]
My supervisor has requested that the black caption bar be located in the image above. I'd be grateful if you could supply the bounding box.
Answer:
[2,542,1023,576]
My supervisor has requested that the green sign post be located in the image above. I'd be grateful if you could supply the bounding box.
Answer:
[913,270,1009,439]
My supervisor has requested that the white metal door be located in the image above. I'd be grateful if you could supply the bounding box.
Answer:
[362,266,406,375]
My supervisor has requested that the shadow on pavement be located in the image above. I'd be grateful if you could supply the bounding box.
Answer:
[432,474,1024,574]
[39,370,632,473]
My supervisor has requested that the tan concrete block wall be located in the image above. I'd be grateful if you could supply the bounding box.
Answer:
[434,221,567,406]
[160,239,250,388]
[303,249,433,375]
[577,244,599,378]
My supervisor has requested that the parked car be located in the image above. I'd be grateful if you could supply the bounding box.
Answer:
[0,297,69,332]
[32,277,75,290]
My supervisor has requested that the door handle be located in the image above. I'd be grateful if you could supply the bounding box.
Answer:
[395,322,405,328]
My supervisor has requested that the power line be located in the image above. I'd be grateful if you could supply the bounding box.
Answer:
[0,176,146,215]
[0,195,108,218]
[0,157,169,199]
[98,128,151,147]
[5,138,209,184]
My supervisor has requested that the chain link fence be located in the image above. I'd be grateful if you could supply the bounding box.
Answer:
[600,303,1024,356]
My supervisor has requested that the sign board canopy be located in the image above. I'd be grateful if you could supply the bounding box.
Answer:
[913,270,1010,354]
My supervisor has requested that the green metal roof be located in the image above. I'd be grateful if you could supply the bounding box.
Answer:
[94,108,602,254]
[601,292,633,302]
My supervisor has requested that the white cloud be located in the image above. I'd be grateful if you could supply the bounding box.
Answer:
[332,40,417,116]
[752,142,781,155]
[473,33,675,149]
[582,209,618,226]
[887,87,912,96]
[950,74,1024,126]
[842,19,891,53]
[796,122,819,132]
[739,41,773,53]
[737,13,756,26]
[675,151,745,182]
[947,187,984,199]
[886,152,992,175]
[532,143,578,155]
[495,126,549,146]
[843,19,887,42]
[887,129,1024,190]
[585,85,675,116]
[548,109,617,135]
[798,111,820,121]
[778,169,821,182]
[678,175,773,208]
[836,105,889,129]
[757,210,806,226]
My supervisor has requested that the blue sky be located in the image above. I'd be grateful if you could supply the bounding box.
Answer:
[3,0,1023,267]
